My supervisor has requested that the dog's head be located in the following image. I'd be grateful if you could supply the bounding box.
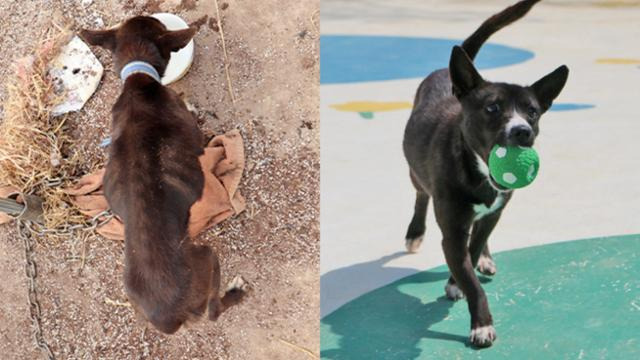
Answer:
[449,46,568,159]
[80,16,196,76]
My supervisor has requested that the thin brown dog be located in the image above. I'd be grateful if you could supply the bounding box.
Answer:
[80,16,245,334]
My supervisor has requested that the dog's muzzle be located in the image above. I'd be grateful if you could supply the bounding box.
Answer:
[508,125,534,147]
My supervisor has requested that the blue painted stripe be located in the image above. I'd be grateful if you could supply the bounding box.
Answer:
[320,35,534,84]
[550,103,595,112]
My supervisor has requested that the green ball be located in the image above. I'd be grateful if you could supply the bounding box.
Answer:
[488,145,540,189]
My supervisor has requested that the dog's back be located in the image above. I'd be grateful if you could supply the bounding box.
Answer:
[104,74,206,333]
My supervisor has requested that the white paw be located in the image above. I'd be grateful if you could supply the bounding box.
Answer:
[226,275,248,292]
[445,282,464,300]
[405,235,424,253]
[184,99,197,114]
[470,325,496,347]
[477,255,497,276]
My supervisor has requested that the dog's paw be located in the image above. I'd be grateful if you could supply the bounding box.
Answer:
[470,325,496,347]
[405,235,424,253]
[445,282,464,301]
[179,93,198,114]
[226,275,249,292]
[476,255,497,276]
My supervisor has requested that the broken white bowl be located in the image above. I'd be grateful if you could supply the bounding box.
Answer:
[49,36,104,116]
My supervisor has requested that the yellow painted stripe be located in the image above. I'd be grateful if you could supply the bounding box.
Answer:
[330,101,413,113]
[594,0,640,7]
[596,58,640,64]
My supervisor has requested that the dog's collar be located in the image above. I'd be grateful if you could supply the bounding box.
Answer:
[120,61,161,83]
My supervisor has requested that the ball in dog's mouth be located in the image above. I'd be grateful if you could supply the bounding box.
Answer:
[488,145,540,189]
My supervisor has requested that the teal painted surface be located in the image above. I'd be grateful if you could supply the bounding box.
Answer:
[359,112,374,119]
[321,235,640,359]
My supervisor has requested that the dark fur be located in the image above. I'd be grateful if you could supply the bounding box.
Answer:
[80,17,245,334]
[402,0,568,347]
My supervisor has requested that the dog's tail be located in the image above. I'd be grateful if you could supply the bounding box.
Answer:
[462,0,540,61]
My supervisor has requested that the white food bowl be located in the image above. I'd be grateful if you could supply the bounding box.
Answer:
[151,13,195,85]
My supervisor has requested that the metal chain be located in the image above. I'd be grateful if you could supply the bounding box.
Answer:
[18,220,55,360]
[7,177,113,358]
[16,208,113,359]
[26,209,114,238]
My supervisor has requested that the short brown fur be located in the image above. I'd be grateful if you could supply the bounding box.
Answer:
[81,16,245,334]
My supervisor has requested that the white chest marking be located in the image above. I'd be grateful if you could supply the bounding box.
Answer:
[475,152,512,193]
[473,193,505,221]
[474,152,490,177]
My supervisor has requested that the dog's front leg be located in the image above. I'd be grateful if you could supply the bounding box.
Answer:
[435,200,496,347]
[469,212,502,276]
[470,193,511,276]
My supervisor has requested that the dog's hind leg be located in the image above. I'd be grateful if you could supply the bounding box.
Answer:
[207,251,224,321]
[221,275,248,309]
[207,253,248,321]
[187,244,216,318]
[405,191,429,252]
[405,171,430,253]
[477,244,497,276]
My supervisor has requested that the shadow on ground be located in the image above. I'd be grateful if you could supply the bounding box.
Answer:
[321,252,418,316]
[322,268,464,359]
[321,252,494,360]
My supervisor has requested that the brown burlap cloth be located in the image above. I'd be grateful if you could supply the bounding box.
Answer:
[0,130,246,240]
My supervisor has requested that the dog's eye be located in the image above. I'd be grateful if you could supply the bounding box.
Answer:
[527,106,538,118]
[485,103,500,114]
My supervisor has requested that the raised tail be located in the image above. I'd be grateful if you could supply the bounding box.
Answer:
[462,0,540,60]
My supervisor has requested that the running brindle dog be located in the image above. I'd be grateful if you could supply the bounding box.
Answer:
[403,0,568,347]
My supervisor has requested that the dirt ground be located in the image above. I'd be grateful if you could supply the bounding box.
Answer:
[0,0,319,359]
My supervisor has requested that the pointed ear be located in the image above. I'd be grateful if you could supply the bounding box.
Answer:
[157,27,196,56]
[449,46,484,98]
[531,65,569,112]
[79,29,117,51]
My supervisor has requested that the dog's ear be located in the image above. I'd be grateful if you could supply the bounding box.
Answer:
[449,46,484,98]
[79,29,117,51]
[157,27,196,56]
[530,65,569,112]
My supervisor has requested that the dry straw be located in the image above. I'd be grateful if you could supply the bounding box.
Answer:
[0,23,87,235]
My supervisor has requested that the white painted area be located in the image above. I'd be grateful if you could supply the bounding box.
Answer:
[321,0,640,317]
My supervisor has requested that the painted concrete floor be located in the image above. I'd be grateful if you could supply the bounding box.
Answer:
[320,0,640,324]
[322,235,640,358]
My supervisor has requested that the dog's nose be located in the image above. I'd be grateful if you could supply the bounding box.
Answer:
[509,125,534,147]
